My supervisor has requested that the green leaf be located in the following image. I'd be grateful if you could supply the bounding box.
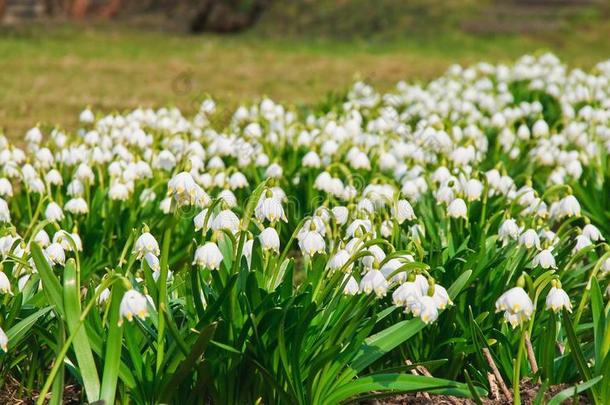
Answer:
[547,375,603,405]
[100,283,126,404]
[31,242,64,316]
[63,259,100,402]
[326,373,483,404]
[562,310,600,403]
[6,307,52,348]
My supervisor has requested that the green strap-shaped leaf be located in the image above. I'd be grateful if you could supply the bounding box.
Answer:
[547,375,603,405]
[31,242,64,316]
[100,283,126,404]
[6,306,52,348]
[63,259,101,402]
[325,373,482,405]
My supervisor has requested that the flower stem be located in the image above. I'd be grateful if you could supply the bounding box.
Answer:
[513,327,526,405]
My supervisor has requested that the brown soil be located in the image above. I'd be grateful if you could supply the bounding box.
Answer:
[361,380,590,405]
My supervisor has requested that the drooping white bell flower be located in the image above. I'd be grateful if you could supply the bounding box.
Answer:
[328,249,352,272]
[0,198,10,223]
[133,232,160,259]
[559,195,581,217]
[519,229,541,250]
[255,193,287,223]
[574,234,592,252]
[34,229,50,247]
[392,281,422,308]
[298,231,325,257]
[532,249,556,269]
[414,296,439,324]
[0,327,7,351]
[331,206,349,225]
[545,283,572,313]
[496,286,534,327]
[431,284,452,310]
[144,252,160,272]
[118,289,149,325]
[45,202,64,222]
[582,224,604,242]
[45,243,65,266]
[343,275,359,296]
[0,272,11,295]
[447,198,467,219]
[393,199,416,224]
[259,227,280,252]
[64,198,89,214]
[498,218,520,243]
[359,269,388,297]
[211,209,240,233]
[193,242,223,270]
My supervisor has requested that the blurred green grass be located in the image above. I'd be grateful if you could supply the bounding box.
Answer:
[1,17,610,136]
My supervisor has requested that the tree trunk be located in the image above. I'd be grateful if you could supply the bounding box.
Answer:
[71,0,89,18]
[99,0,123,18]
[190,0,271,33]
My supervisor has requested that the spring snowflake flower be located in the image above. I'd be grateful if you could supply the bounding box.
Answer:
[265,163,283,179]
[559,195,581,217]
[545,282,572,313]
[193,209,211,232]
[414,296,439,324]
[532,249,556,269]
[168,171,204,206]
[255,192,287,223]
[211,209,240,233]
[498,218,520,243]
[34,229,50,247]
[431,284,452,310]
[447,198,467,219]
[45,202,64,222]
[393,199,416,224]
[464,179,483,201]
[259,227,280,252]
[331,206,349,225]
[496,287,534,327]
[144,252,160,272]
[64,198,89,214]
[119,289,149,325]
[298,231,325,256]
[45,243,66,266]
[0,327,7,351]
[519,229,541,250]
[574,234,592,252]
[392,282,422,308]
[582,224,604,242]
[359,269,388,297]
[0,198,10,223]
[302,151,321,168]
[343,275,359,296]
[193,242,223,270]
[0,272,11,295]
[133,232,160,259]
[0,179,13,198]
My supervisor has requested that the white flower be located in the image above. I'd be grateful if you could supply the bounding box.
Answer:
[193,242,223,270]
[574,234,592,252]
[144,252,160,272]
[498,218,520,243]
[328,249,352,272]
[259,227,280,252]
[298,231,325,256]
[447,198,467,219]
[532,119,549,137]
[34,230,50,247]
[0,327,7,351]
[343,275,359,296]
[464,179,483,201]
[582,224,604,242]
[0,179,13,197]
[64,198,88,214]
[211,209,240,233]
[532,249,556,269]
[415,296,439,324]
[393,199,416,224]
[0,272,11,295]
[53,231,82,251]
[361,245,386,269]
[265,163,283,179]
[545,286,572,313]
[109,182,130,201]
[359,269,388,297]
[392,282,422,307]
[331,206,349,225]
[79,108,95,123]
[302,151,321,168]
[0,198,10,223]
[431,284,452,310]
[496,286,534,324]
[133,232,160,259]
[45,243,65,266]
[168,172,204,206]
[559,195,580,217]
[194,209,211,232]
[255,194,287,223]
[119,289,149,325]
[519,229,541,250]
[45,202,64,222]
[97,288,111,305]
